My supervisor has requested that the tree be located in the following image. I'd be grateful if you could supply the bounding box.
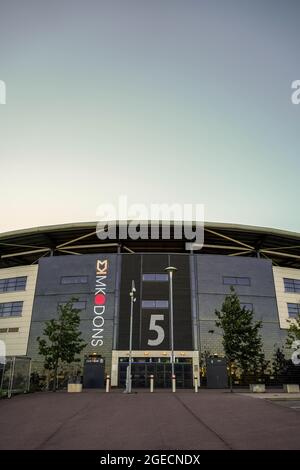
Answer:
[249,353,270,383]
[272,346,286,381]
[215,286,265,392]
[37,298,86,391]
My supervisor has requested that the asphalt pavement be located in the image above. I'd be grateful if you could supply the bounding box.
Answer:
[0,389,300,450]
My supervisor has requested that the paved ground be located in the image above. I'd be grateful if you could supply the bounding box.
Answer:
[241,392,300,400]
[1,389,300,450]
[267,400,300,411]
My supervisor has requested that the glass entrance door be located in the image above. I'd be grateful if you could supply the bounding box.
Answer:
[118,358,193,388]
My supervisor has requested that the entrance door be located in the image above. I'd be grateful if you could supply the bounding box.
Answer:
[176,363,193,388]
[118,360,193,388]
[132,363,146,387]
[83,360,105,388]
[206,357,228,388]
[154,363,171,388]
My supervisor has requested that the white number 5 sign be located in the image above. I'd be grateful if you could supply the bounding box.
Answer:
[148,314,165,346]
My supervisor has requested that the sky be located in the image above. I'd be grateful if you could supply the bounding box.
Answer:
[0,0,300,233]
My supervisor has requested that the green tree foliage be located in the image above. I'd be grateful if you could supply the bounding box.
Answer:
[37,298,86,391]
[215,286,265,391]
[272,346,286,378]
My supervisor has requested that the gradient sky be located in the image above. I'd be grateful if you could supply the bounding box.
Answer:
[0,0,300,233]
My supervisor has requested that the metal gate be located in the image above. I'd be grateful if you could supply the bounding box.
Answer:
[206,356,228,389]
[118,360,193,388]
[83,356,105,389]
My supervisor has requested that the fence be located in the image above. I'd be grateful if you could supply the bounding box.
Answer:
[30,360,83,391]
[0,356,31,398]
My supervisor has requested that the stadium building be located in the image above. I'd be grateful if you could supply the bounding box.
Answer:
[1,221,300,388]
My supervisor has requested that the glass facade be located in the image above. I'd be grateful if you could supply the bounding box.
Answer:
[141,300,169,309]
[60,276,88,284]
[223,276,251,286]
[142,273,169,282]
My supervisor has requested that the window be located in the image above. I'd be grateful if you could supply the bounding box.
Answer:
[223,276,251,286]
[58,301,86,310]
[142,300,169,309]
[0,301,23,318]
[142,273,169,282]
[60,276,88,285]
[287,303,300,318]
[240,303,253,311]
[284,278,300,293]
[0,327,19,333]
[0,276,27,293]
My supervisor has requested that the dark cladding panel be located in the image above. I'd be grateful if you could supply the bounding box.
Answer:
[33,254,117,296]
[27,254,118,373]
[142,254,169,272]
[140,254,170,350]
[170,255,193,350]
[118,254,141,350]
[117,253,193,351]
[195,254,286,362]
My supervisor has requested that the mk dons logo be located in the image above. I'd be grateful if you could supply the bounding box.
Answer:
[91,259,109,347]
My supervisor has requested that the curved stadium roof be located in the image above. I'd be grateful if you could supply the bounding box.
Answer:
[1,221,300,269]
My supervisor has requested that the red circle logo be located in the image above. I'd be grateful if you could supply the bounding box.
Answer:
[95,293,106,305]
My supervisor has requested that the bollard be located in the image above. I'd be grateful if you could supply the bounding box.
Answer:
[106,375,110,393]
[194,376,198,393]
[172,374,176,393]
[150,374,154,393]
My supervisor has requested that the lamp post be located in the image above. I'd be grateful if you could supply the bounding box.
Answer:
[127,279,136,393]
[164,266,177,388]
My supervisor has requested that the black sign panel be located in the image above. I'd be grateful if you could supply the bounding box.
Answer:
[118,254,193,351]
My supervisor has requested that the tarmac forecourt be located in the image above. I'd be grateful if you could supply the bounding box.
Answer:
[1,388,300,451]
